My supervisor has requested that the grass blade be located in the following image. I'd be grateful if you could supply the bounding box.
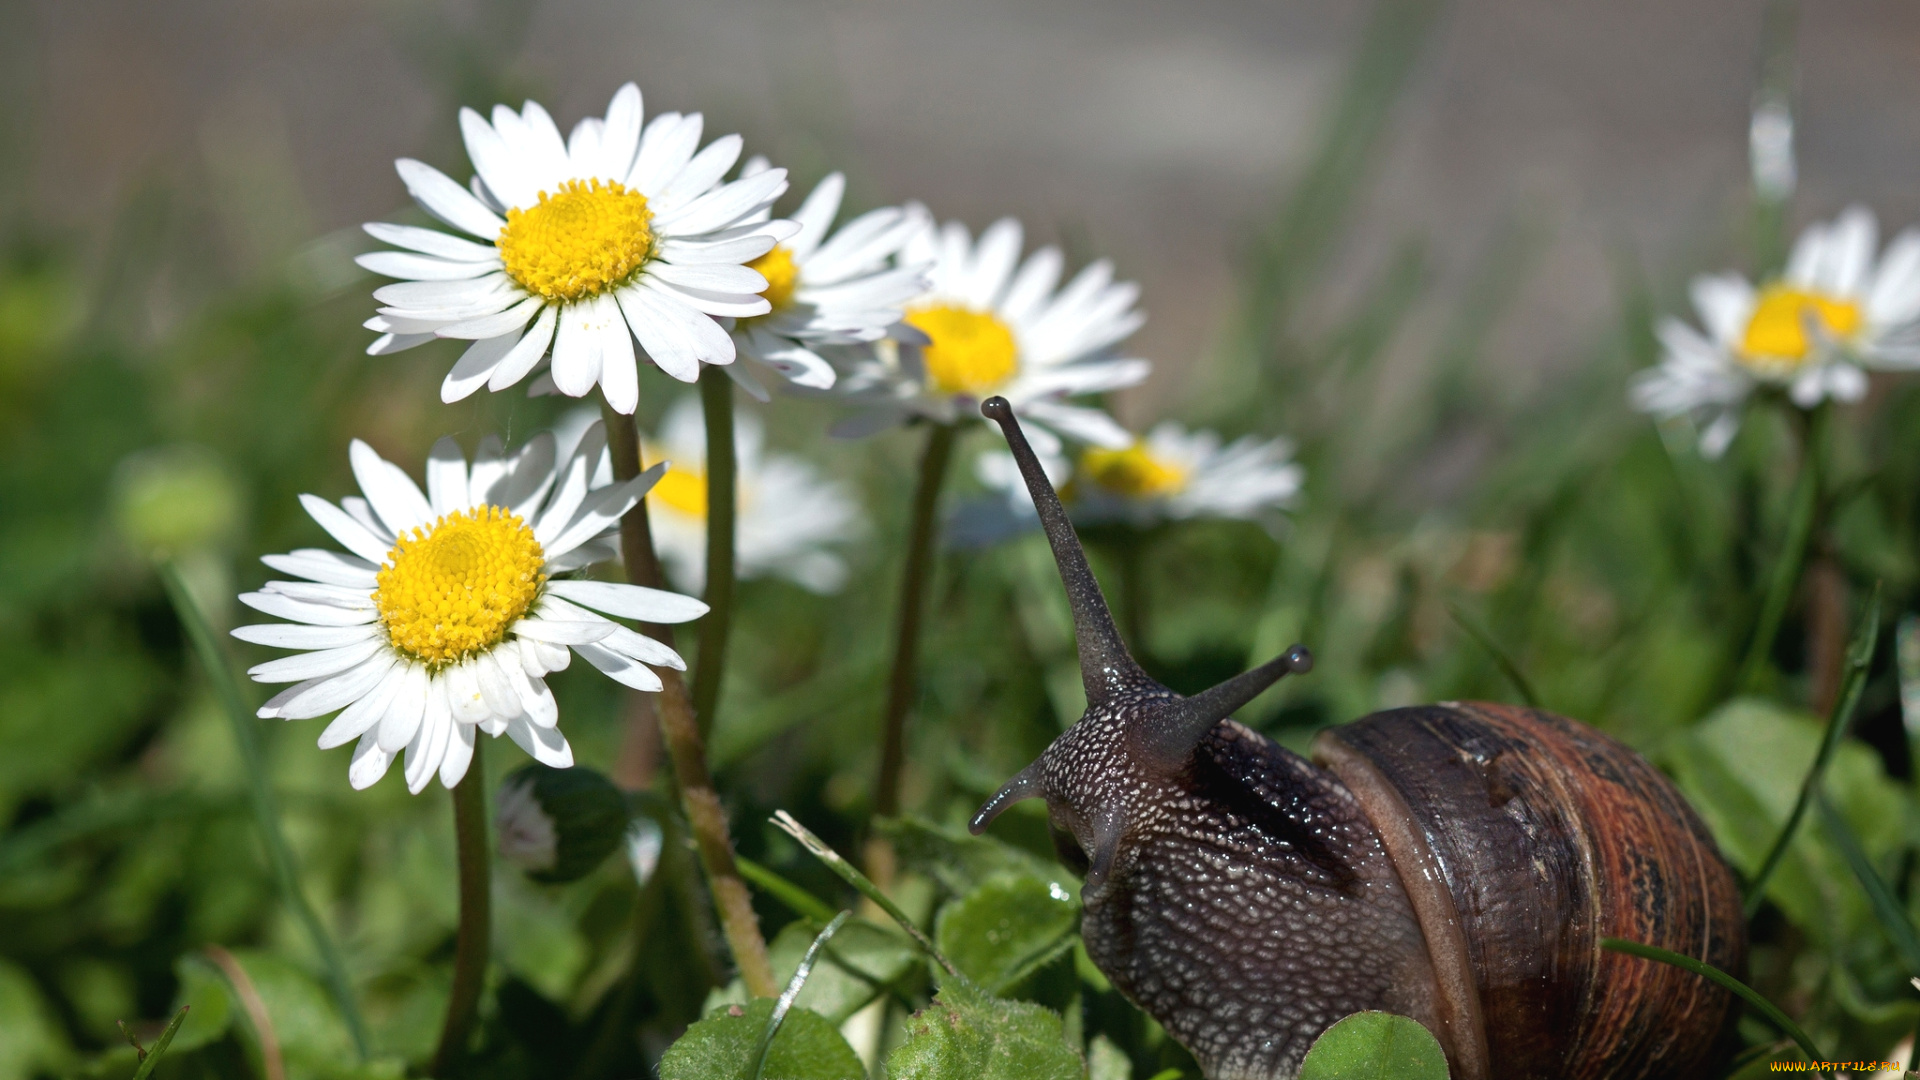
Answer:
[1816,793,1920,976]
[129,1007,190,1080]
[1446,602,1541,708]
[735,854,839,924]
[771,810,969,984]
[1600,938,1826,1069]
[159,561,370,1058]
[1743,582,1881,917]
[750,910,851,1080]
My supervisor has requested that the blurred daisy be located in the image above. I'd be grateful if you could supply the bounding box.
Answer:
[833,214,1149,454]
[644,396,864,593]
[232,427,706,793]
[1631,206,1920,456]
[357,83,792,413]
[978,421,1302,529]
[725,162,929,400]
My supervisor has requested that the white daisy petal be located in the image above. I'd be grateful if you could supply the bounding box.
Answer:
[653,133,743,214]
[233,622,376,649]
[350,440,434,536]
[548,301,606,397]
[473,650,523,721]
[468,435,509,506]
[439,721,477,788]
[546,579,708,623]
[460,106,538,209]
[786,172,845,258]
[395,158,506,239]
[425,436,470,516]
[260,580,374,609]
[617,285,700,381]
[248,638,385,684]
[443,332,522,403]
[505,713,573,767]
[258,549,378,588]
[239,590,378,627]
[654,169,787,236]
[646,261,767,294]
[571,640,664,692]
[405,679,453,794]
[487,303,559,393]
[363,222,499,262]
[502,658,559,729]
[629,112,700,194]
[348,733,397,790]
[437,295,545,341]
[300,494,398,565]
[318,661,406,749]
[356,251,502,281]
[444,662,491,724]
[595,292,639,414]
[367,332,439,356]
[513,618,618,645]
[269,654,396,721]
[596,83,644,182]
[377,663,430,752]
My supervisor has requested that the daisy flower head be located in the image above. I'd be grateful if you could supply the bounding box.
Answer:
[233,427,707,793]
[723,160,931,401]
[1631,206,1920,457]
[833,213,1150,455]
[357,83,794,414]
[978,421,1302,529]
[643,397,865,594]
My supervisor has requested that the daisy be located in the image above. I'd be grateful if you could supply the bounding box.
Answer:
[978,421,1302,528]
[1631,206,1920,456]
[643,396,864,593]
[357,83,793,413]
[232,427,706,793]
[723,161,930,400]
[832,214,1150,454]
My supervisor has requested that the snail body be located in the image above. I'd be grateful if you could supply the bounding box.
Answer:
[969,398,1746,1080]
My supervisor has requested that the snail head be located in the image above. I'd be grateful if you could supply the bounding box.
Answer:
[968,397,1312,888]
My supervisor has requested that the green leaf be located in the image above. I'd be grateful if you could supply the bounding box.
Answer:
[935,875,1080,994]
[1295,1012,1449,1080]
[659,999,864,1080]
[0,959,70,1080]
[763,918,921,1024]
[885,984,1083,1080]
[166,957,235,1052]
[1665,697,1905,946]
[1087,1035,1132,1080]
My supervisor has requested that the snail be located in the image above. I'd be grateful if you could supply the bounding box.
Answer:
[967,397,1746,1080]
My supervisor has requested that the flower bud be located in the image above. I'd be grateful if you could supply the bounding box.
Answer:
[494,764,629,883]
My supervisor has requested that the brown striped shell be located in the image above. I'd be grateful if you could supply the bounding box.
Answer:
[1314,702,1747,1080]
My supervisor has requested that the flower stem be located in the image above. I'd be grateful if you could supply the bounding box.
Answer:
[691,368,738,741]
[601,398,778,999]
[431,755,490,1077]
[874,422,959,823]
[1736,404,1826,695]
[157,561,369,1059]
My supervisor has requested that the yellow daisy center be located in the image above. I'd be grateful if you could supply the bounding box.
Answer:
[496,179,653,303]
[1738,284,1863,373]
[905,304,1019,396]
[374,506,546,667]
[648,466,708,520]
[1079,442,1188,499]
[749,245,801,312]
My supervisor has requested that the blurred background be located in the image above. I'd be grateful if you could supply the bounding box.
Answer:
[15,0,1920,409]
[7,0,1920,1077]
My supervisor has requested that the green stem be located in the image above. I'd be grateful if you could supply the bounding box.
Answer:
[875,422,959,820]
[600,398,777,998]
[1736,404,1825,695]
[1113,532,1150,658]
[771,811,967,984]
[431,756,491,1077]
[691,368,738,741]
[1743,582,1880,918]
[158,562,369,1059]
[1447,601,1541,709]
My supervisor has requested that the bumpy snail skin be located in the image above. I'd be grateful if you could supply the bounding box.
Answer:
[969,396,1745,1080]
